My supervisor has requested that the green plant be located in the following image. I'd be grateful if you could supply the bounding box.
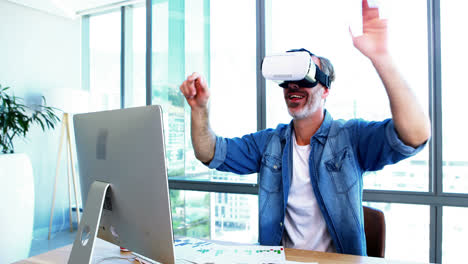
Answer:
[0,84,61,154]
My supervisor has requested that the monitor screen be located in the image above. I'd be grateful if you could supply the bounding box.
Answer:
[72,105,175,264]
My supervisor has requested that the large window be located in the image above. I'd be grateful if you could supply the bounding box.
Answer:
[126,5,147,107]
[87,5,146,111]
[170,190,258,243]
[151,0,257,184]
[443,207,468,263]
[89,11,121,111]
[439,3,468,261]
[441,1,468,194]
[364,202,430,263]
[265,0,429,192]
[82,0,468,262]
[150,0,258,242]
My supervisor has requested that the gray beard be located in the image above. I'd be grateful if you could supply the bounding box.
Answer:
[287,99,319,120]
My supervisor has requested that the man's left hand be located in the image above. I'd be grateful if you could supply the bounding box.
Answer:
[351,0,388,61]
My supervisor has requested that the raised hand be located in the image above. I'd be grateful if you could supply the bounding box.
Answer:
[179,72,216,163]
[350,0,388,61]
[179,72,210,110]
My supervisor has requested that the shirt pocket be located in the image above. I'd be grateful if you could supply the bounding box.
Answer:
[259,154,282,193]
[325,147,358,194]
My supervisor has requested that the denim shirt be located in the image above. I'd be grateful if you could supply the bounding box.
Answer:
[207,110,426,256]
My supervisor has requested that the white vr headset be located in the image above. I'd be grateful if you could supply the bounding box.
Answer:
[261,49,331,88]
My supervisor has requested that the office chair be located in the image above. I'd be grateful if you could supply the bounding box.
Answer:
[363,206,386,258]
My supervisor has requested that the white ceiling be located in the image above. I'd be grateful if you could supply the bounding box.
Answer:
[6,0,131,18]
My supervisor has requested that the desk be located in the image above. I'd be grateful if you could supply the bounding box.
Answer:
[15,238,422,264]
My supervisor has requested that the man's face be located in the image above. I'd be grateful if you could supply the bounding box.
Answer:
[283,83,325,120]
[282,57,328,120]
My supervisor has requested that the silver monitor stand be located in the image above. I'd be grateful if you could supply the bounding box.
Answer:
[69,181,110,264]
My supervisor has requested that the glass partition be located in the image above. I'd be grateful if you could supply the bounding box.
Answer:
[151,0,257,184]
[441,0,468,194]
[89,11,121,111]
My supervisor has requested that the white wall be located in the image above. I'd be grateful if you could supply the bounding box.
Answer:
[0,0,82,234]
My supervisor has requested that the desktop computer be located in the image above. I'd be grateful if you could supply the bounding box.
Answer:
[69,105,175,264]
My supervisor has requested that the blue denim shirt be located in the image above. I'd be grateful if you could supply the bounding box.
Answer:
[207,110,426,255]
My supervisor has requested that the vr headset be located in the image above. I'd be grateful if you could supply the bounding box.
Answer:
[261,48,331,89]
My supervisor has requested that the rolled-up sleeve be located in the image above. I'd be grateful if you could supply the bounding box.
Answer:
[355,118,428,171]
[203,129,275,175]
[385,120,427,156]
[207,136,228,169]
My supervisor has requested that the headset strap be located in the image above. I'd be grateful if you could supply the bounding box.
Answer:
[314,65,331,88]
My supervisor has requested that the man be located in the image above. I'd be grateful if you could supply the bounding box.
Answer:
[179,0,431,256]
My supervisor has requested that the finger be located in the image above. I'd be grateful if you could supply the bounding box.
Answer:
[194,75,208,93]
[362,0,369,9]
[362,0,380,21]
[187,72,200,82]
[180,81,196,99]
[202,76,208,91]
[348,26,355,38]
[198,75,207,89]
[363,9,379,21]
[179,82,190,98]
[187,82,197,98]
[183,73,201,97]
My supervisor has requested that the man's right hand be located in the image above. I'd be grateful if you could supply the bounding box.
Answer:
[179,72,216,164]
[179,72,210,110]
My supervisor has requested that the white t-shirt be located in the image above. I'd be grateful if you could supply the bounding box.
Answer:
[282,132,336,252]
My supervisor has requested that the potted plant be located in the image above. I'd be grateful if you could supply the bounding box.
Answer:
[0,84,60,263]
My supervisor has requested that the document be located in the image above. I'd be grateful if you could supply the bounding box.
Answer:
[285,261,318,264]
[174,237,286,264]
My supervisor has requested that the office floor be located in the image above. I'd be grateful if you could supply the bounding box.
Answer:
[29,228,77,258]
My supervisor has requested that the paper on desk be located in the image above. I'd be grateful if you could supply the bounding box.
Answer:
[174,237,286,264]
[285,261,318,264]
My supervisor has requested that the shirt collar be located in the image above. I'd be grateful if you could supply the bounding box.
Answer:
[313,109,333,144]
[282,109,333,145]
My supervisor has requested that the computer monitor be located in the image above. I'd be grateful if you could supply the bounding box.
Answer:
[69,105,175,264]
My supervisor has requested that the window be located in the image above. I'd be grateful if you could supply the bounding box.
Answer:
[86,4,146,111]
[151,0,257,184]
[81,1,468,262]
[265,0,429,192]
[150,0,258,243]
[443,207,468,263]
[89,11,121,111]
[441,1,468,194]
[364,202,430,263]
[125,5,147,108]
[170,190,211,239]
